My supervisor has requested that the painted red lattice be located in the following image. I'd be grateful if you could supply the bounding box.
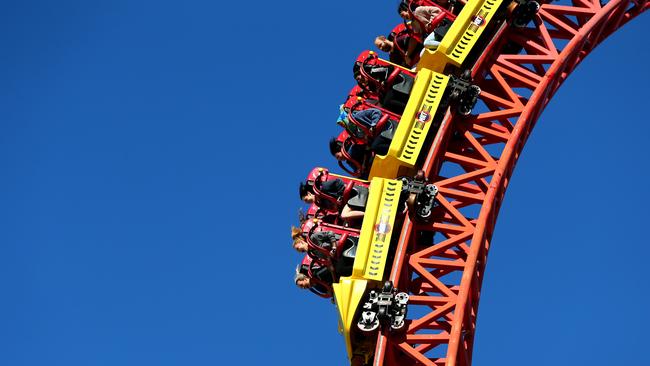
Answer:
[373,0,648,365]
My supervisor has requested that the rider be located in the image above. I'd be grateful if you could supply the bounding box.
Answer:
[299,178,366,222]
[353,60,394,95]
[329,136,369,175]
[375,24,422,68]
[337,105,384,141]
[299,178,344,206]
[292,229,355,278]
[293,255,352,291]
[294,263,333,291]
[398,1,451,54]
[291,226,337,257]
[330,126,393,163]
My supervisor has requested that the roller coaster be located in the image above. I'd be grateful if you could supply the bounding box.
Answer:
[290,0,648,365]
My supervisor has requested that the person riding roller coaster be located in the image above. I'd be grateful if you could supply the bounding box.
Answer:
[330,119,396,178]
[300,177,343,209]
[293,252,354,298]
[328,131,366,177]
[398,0,457,54]
[292,226,335,256]
[299,168,367,223]
[291,225,357,272]
[374,23,422,68]
[294,256,333,296]
[353,56,392,94]
[329,132,391,178]
[292,225,356,297]
[352,51,415,115]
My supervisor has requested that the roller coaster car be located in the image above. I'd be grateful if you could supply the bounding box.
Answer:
[368,68,481,179]
[415,0,540,72]
[295,174,440,359]
[354,51,416,114]
[329,176,440,363]
[416,0,513,72]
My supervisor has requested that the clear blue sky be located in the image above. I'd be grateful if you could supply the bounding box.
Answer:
[1,1,648,365]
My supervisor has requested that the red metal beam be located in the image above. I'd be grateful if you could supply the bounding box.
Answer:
[375,0,647,365]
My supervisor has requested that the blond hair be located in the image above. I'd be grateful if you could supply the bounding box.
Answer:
[291,226,302,240]
[291,226,307,251]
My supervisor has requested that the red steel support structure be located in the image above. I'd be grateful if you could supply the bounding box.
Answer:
[374,0,648,365]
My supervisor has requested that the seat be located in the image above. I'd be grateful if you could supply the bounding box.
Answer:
[342,236,359,259]
[347,186,370,211]
[381,73,415,114]
[335,236,358,278]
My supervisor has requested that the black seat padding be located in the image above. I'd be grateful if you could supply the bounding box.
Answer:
[347,186,369,211]
[434,18,452,41]
[381,74,414,114]
[333,236,358,277]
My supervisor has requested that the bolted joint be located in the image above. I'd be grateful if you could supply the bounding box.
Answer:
[447,75,481,116]
[357,281,409,332]
[512,0,541,28]
[401,175,439,222]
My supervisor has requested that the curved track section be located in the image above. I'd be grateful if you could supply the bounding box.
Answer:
[374,0,648,365]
